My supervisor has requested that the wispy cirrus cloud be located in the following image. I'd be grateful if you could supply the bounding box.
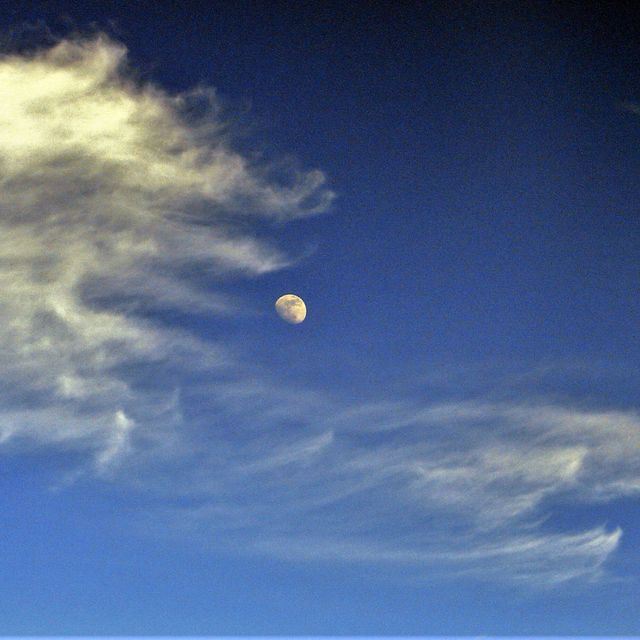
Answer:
[129,392,638,587]
[0,33,332,467]
[1,33,638,589]
[619,100,640,115]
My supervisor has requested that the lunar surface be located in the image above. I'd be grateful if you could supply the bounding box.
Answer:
[275,294,307,324]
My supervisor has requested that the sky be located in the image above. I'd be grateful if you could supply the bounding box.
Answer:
[0,0,639,635]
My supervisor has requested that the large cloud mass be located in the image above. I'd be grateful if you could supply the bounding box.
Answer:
[1,34,638,588]
[0,34,331,457]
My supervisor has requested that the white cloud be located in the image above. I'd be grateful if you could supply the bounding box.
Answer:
[0,33,332,461]
[132,395,638,587]
[95,409,135,470]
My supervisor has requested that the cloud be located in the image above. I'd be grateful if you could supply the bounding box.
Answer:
[0,33,332,468]
[619,100,640,115]
[1,34,638,589]
[246,524,621,587]
[130,394,638,587]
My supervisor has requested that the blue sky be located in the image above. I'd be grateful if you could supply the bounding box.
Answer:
[0,0,639,634]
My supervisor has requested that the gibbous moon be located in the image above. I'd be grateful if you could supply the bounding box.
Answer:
[275,294,307,324]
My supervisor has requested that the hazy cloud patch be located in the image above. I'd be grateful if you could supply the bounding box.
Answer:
[129,394,638,587]
[0,33,331,466]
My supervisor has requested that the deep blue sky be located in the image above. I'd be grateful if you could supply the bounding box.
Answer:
[0,0,639,634]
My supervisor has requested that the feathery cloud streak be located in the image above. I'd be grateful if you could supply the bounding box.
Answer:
[0,34,331,463]
[150,396,636,586]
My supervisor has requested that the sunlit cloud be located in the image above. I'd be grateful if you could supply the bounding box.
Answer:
[0,33,332,468]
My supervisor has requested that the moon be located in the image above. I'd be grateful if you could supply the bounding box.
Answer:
[275,294,307,324]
